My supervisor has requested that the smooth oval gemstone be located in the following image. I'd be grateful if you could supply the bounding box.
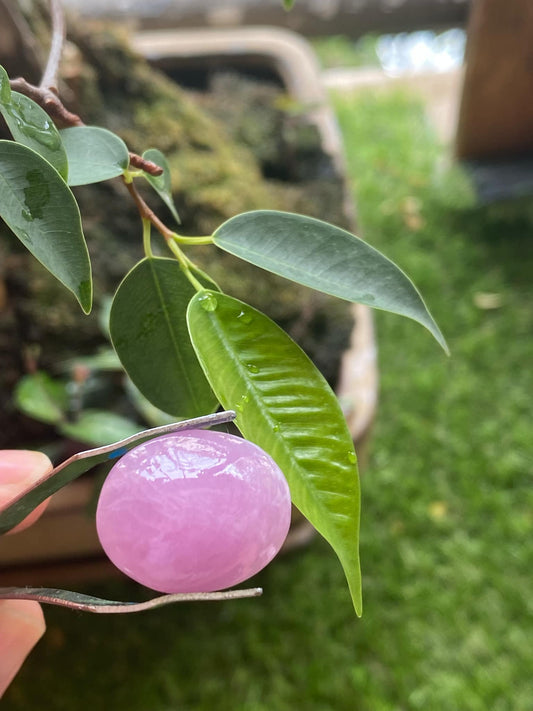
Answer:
[96,429,292,593]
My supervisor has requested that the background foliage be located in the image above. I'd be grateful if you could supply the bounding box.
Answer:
[5,87,532,710]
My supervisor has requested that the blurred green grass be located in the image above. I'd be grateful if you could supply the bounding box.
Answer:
[5,90,533,711]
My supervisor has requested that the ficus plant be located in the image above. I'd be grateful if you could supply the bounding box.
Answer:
[0,6,447,618]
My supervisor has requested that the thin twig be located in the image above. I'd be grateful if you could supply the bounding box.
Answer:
[8,78,163,177]
[9,77,83,127]
[40,0,66,91]
[128,152,163,176]
[124,178,175,240]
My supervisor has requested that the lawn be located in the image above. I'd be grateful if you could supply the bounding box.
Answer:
[5,88,533,711]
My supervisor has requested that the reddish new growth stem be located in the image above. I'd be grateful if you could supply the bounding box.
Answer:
[124,179,175,241]
[9,77,164,179]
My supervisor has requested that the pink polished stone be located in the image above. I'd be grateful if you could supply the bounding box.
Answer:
[96,429,291,593]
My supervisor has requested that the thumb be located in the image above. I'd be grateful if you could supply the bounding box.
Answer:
[0,600,45,698]
[0,450,53,533]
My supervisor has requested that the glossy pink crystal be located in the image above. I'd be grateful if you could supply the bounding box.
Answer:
[96,429,291,593]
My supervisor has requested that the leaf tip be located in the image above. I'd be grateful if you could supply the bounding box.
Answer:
[79,278,93,314]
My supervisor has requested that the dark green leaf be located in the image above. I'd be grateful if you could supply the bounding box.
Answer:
[0,141,92,312]
[0,586,262,613]
[59,410,141,447]
[0,412,235,535]
[14,372,68,425]
[214,210,448,353]
[142,148,181,224]
[0,90,68,179]
[0,65,11,104]
[187,291,362,615]
[60,126,129,186]
[110,257,217,418]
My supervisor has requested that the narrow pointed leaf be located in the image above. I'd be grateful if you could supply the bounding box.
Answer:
[59,410,142,447]
[110,257,217,418]
[60,126,129,186]
[187,291,362,615]
[14,372,68,425]
[142,148,181,224]
[0,140,92,313]
[214,210,448,352]
[0,87,68,180]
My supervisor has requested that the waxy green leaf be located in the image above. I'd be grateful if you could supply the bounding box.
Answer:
[214,210,448,352]
[187,291,362,615]
[60,126,129,186]
[110,257,217,418]
[0,140,92,313]
[0,81,68,179]
[142,148,181,224]
[14,372,68,425]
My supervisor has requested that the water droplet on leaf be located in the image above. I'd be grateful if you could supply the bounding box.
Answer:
[237,310,252,325]
[245,363,259,374]
[235,393,250,412]
[347,451,357,465]
[198,293,218,312]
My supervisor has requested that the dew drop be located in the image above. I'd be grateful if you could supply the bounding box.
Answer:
[198,293,218,312]
[245,363,259,374]
[235,393,250,412]
[21,208,32,222]
[347,451,357,465]
[237,310,252,325]
[272,424,280,433]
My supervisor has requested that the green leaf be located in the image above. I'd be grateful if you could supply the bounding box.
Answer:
[0,140,92,313]
[0,90,68,180]
[283,0,295,8]
[59,410,141,447]
[0,65,11,104]
[214,210,448,353]
[142,148,181,224]
[187,291,362,616]
[14,372,68,425]
[59,126,129,186]
[59,348,123,373]
[110,257,217,418]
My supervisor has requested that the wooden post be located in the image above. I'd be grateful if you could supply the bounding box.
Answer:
[456,0,533,159]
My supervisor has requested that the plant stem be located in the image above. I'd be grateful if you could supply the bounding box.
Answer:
[142,218,153,258]
[166,240,205,292]
[124,178,175,241]
[172,234,213,246]
[40,0,65,91]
